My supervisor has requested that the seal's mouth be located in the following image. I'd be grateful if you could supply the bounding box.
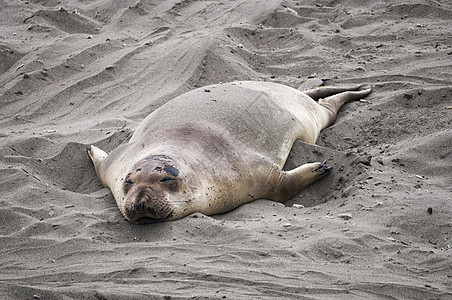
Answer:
[124,194,175,224]
[125,207,174,224]
[134,211,174,224]
[136,217,162,224]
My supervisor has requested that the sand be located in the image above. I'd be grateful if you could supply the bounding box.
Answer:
[1,0,451,299]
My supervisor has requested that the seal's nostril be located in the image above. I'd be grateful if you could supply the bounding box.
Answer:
[147,207,156,215]
[131,200,146,212]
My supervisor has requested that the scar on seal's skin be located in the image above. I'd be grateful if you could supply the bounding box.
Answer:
[146,154,172,161]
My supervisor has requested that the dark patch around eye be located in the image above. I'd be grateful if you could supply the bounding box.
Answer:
[125,180,133,185]
[136,168,142,172]
[164,165,179,177]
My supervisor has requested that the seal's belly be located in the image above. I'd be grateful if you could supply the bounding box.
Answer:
[131,81,324,167]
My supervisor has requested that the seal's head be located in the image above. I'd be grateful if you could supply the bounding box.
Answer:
[121,155,187,224]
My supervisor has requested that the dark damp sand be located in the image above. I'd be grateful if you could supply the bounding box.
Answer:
[1,1,451,299]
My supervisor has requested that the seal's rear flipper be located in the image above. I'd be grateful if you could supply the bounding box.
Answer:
[318,88,372,128]
[304,85,362,100]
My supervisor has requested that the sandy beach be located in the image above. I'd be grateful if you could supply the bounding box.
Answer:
[1,0,451,299]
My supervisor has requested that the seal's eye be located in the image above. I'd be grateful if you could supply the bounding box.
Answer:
[159,177,175,184]
[123,178,134,193]
[159,177,178,190]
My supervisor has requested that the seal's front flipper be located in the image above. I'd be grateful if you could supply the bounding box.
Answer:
[270,162,332,203]
[87,145,108,183]
[313,161,333,175]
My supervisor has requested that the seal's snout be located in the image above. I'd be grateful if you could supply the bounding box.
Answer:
[130,198,147,213]
[129,190,153,214]
[125,186,174,224]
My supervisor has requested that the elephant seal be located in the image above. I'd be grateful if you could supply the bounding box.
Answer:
[87,81,370,224]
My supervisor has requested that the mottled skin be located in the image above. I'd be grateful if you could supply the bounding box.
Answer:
[88,81,371,224]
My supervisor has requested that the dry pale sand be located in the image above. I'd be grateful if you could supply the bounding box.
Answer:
[1,0,451,299]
